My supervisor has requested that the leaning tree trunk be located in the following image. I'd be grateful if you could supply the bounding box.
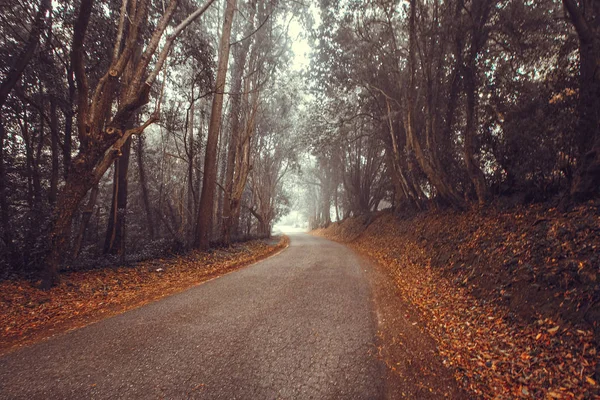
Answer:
[43,162,96,287]
[196,0,237,250]
[405,0,463,209]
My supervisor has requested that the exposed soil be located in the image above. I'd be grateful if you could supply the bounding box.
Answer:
[314,202,599,399]
[0,236,289,354]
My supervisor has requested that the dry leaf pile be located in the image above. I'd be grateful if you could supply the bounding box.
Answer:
[315,204,599,399]
[0,236,288,352]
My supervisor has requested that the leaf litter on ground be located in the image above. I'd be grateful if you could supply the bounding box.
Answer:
[0,236,289,353]
[315,203,599,399]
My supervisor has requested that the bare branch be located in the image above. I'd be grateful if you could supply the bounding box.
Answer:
[71,0,94,143]
[130,0,178,92]
[146,0,218,87]
[0,0,51,108]
[112,0,129,64]
[89,0,150,125]
[230,13,271,46]
[92,112,159,182]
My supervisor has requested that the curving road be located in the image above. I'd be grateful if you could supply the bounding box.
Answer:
[0,234,389,399]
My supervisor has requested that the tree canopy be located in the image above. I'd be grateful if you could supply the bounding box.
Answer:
[0,0,598,285]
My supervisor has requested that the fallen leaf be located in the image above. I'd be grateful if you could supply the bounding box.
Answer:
[547,326,560,334]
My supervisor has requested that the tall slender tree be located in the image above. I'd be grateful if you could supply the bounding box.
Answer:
[196,0,237,250]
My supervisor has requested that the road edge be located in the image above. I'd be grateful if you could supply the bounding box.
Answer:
[0,235,290,356]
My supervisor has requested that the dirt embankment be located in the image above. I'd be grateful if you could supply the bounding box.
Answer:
[314,203,599,399]
[0,236,289,353]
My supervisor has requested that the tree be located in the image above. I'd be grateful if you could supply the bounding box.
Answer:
[195,0,237,250]
[0,0,51,264]
[563,0,600,201]
[41,0,217,288]
[248,87,297,237]
[306,0,586,214]
[221,0,258,245]
[0,0,51,109]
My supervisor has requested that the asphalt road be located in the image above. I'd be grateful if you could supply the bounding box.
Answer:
[0,234,388,399]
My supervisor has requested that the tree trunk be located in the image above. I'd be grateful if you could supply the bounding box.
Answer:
[320,161,332,225]
[463,62,488,205]
[23,111,43,211]
[214,118,226,240]
[405,0,463,209]
[186,88,196,241]
[196,0,237,250]
[137,136,154,239]
[62,68,75,179]
[222,0,256,245]
[224,92,258,244]
[33,105,44,207]
[321,189,331,226]
[250,208,270,238]
[258,220,270,238]
[0,120,16,263]
[104,137,132,255]
[103,4,145,256]
[49,99,59,205]
[72,184,99,259]
[42,169,93,288]
[461,0,490,206]
[563,0,600,200]
[40,0,218,287]
[334,185,340,221]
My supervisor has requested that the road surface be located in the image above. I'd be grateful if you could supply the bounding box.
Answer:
[0,234,390,399]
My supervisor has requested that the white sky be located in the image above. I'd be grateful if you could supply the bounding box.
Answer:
[288,18,311,72]
[287,5,321,72]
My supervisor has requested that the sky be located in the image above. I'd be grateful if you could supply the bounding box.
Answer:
[288,18,311,72]
[287,4,321,72]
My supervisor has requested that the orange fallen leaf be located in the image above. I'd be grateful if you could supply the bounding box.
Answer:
[547,326,560,334]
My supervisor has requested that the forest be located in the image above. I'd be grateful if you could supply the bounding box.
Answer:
[301,0,599,228]
[0,0,302,288]
[1,0,600,397]
[0,0,598,286]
